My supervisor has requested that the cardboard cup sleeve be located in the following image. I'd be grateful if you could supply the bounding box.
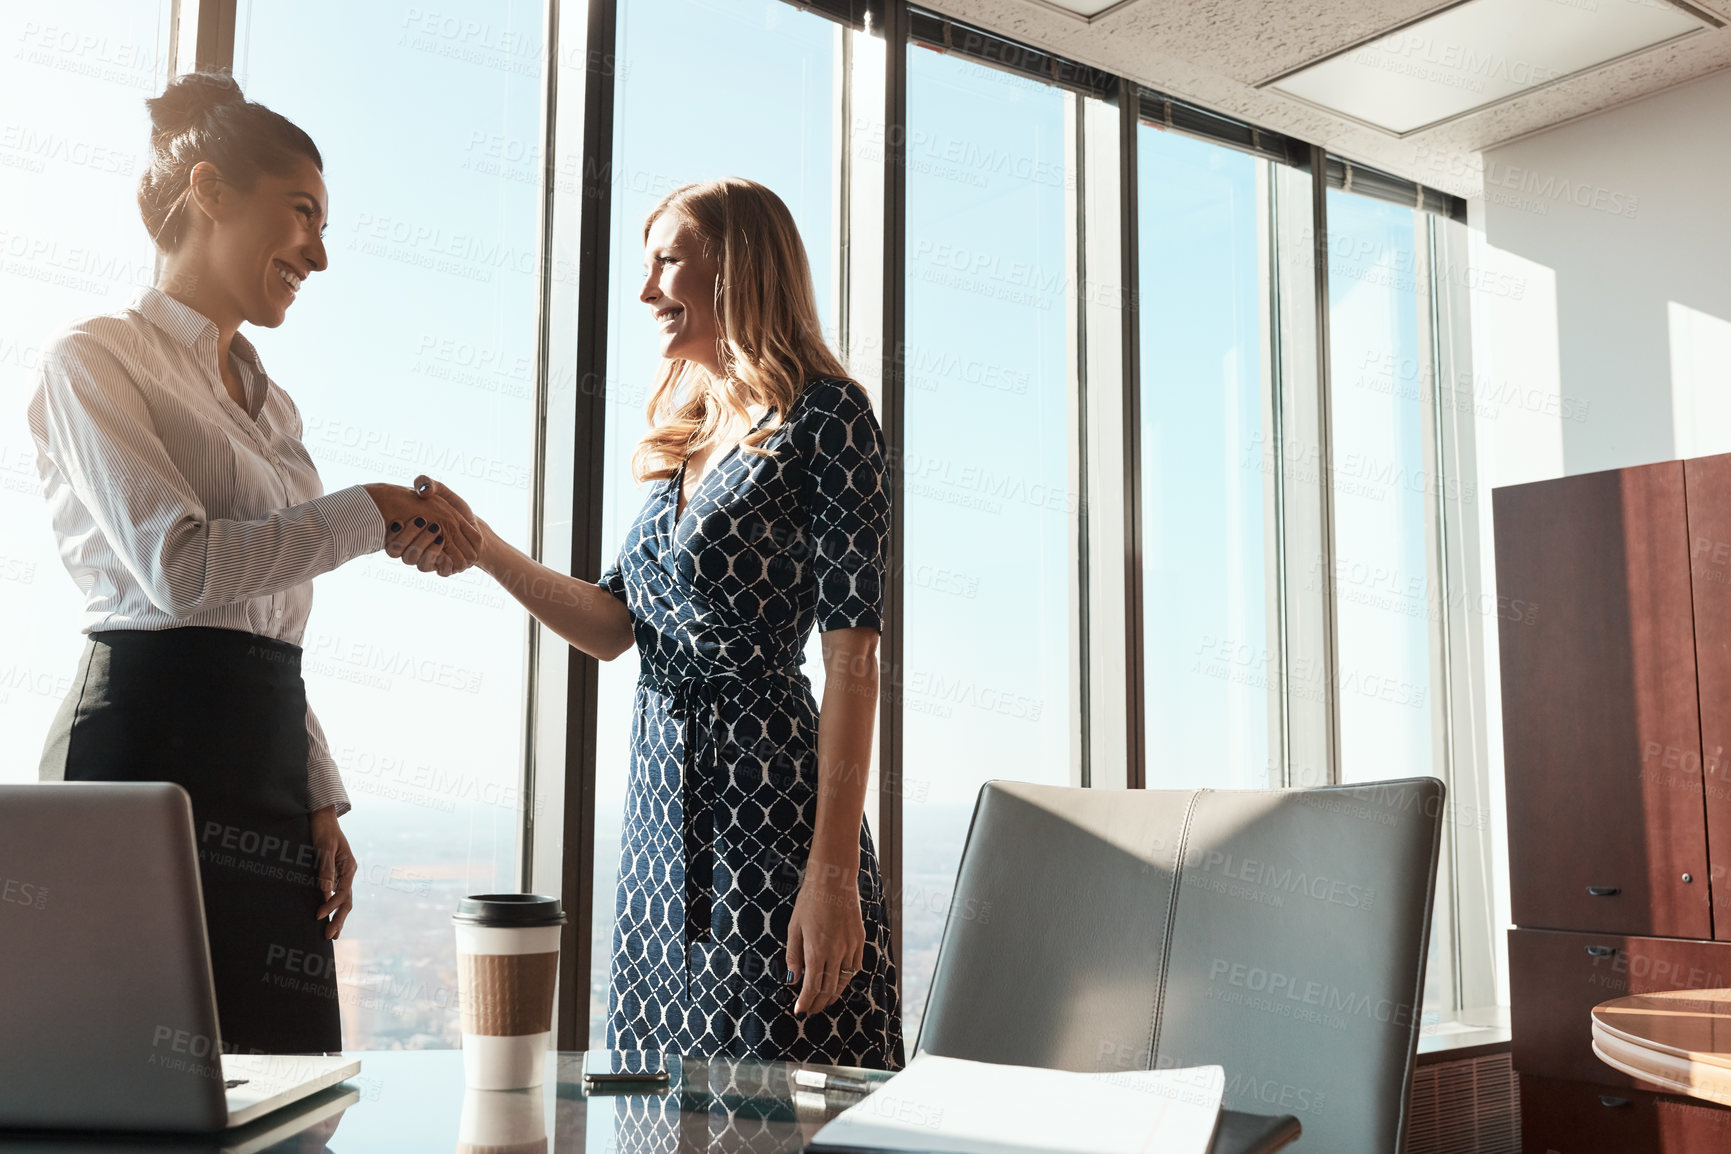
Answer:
[457,951,559,1037]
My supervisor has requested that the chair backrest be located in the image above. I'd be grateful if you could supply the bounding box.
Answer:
[915,778,1444,1152]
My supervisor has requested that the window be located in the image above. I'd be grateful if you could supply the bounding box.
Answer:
[1137,126,1274,791]
[1324,188,1453,1012]
[235,0,546,1049]
[591,0,841,1047]
[1324,191,1436,787]
[0,0,170,782]
[4,0,1493,1048]
[900,49,1074,1040]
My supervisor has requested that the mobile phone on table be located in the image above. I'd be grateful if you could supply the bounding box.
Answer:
[582,1049,671,1085]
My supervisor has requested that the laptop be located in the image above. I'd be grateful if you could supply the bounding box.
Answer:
[0,782,360,1132]
[0,1085,362,1154]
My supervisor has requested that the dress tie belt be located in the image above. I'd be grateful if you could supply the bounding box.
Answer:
[640,664,800,1000]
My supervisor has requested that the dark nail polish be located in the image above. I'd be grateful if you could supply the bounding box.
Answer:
[434,534,444,545]
[414,517,425,528]
[427,523,439,534]
[783,967,796,984]
[389,521,402,533]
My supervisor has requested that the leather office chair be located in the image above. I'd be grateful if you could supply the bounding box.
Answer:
[915,778,1444,1152]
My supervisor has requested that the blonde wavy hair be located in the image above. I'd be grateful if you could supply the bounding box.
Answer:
[630,178,855,484]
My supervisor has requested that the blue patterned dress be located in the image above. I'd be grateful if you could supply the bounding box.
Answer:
[598,376,905,1069]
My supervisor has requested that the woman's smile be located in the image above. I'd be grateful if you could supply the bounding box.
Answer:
[273,259,304,296]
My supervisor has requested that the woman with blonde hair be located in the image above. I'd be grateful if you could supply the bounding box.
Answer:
[417,177,903,1067]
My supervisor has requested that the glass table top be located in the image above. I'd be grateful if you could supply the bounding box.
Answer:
[0,1050,1299,1154]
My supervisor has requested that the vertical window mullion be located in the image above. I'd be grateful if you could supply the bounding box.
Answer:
[1074,87,1131,790]
[838,20,886,863]
[1421,211,1464,1012]
[878,0,908,978]
[172,0,238,73]
[164,0,238,294]
[1309,146,1341,786]
[1429,210,1501,1012]
[1263,160,1292,789]
[1119,80,1145,790]
[519,0,563,894]
[1068,90,1090,790]
[1265,154,1331,790]
[553,0,620,1051]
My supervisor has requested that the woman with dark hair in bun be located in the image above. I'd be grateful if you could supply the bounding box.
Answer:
[27,71,477,1054]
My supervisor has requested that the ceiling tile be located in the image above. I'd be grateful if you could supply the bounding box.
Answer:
[1267,0,1706,135]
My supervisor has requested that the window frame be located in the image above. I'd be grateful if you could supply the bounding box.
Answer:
[171,0,1489,1044]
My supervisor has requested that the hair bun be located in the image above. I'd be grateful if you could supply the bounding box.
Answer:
[146,71,246,137]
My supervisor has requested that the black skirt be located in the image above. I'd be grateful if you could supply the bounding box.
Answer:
[39,627,343,1054]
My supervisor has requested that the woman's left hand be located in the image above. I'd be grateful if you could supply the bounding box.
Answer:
[405,475,493,577]
[785,859,866,1016]
[310,805,358,940]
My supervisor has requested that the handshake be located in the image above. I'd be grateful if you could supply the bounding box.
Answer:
[363,474,487,578]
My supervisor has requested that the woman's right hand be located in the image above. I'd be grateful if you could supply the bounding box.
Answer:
[410,475,495,575]
[363,483,483,573]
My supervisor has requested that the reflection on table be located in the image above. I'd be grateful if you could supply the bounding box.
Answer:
[0,1050,1301,1154]
[1594,989,1731,1105]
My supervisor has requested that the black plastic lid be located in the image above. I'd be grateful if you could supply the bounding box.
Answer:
[451,893,566,927]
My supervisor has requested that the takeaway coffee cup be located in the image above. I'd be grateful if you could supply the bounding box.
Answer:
[453,894,565,1090]
[456,1086,548,1154]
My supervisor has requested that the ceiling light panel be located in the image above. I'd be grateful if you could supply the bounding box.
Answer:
[1032,0,1127,20]
[1267,0,1706,135]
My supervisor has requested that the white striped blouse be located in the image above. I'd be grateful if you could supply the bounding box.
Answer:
[26,286,385,816]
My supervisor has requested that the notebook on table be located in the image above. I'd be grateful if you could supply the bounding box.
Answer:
[807,1052,1224,1154]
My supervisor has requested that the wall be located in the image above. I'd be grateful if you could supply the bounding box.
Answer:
[1470,67,1731,481]
[1460,65,1731,1004]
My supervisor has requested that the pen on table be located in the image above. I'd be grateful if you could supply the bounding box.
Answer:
[793,1069,873,1094]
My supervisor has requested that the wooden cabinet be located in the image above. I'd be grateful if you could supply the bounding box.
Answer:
[1493,461,1708,941]
[1496,454,1731,1152]
[1509,929,1731,1086]
[1519,1075,1731,1154]
[1685,454,1731,942]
